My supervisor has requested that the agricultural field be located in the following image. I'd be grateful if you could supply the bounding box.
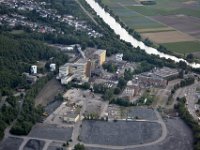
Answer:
[101,0,200,55]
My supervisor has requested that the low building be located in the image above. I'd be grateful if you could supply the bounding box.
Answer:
[120,81,140,100]
[31,65,37,74]
[153,67,179,80]
[136,72,167,88]
[63,113,80,123]
[50,63,56,71]
[115,53,123,61]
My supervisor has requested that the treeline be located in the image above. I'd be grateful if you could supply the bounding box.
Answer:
[0,96,19,139]
[0,35,68,95]
[176,97,200,150]
[167,77,195,105]
[102,63,117,73]
[171,77,195,94]
[10,77,49,135]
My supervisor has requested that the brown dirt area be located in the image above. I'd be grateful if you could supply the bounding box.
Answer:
[35,78,64,106]
[152,15,200,39]
[141,31,195,43]
[137,27,174,33]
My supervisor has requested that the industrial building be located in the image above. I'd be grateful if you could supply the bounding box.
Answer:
[120,81,140,100]
[153,67,179,80]
[58,59,89,84]
[85,48,106,66]
[136,72,167,88]
[58,49,107,84]
[93,49,106,65]
[63,112,80,123]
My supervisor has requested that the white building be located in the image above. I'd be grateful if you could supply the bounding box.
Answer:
[50,63,56,71]
[116,53,123,61]
[31,65,37,74]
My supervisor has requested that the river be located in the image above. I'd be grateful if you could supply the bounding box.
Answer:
[85,0,200,68]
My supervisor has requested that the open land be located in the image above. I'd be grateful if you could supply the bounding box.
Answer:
[35,79,64,106]
[85,118,193,150]
[102,0,200,55]
[80,120,162,146]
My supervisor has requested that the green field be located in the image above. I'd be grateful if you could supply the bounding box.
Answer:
[102,0,166,29]
[162,41,200,55]
[101,0,200,55]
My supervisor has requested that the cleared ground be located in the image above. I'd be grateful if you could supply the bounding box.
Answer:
[28,123,73,141]
[152,15,200,39]
[80,120,162,146]
[35,79,64,106]
[86,118,193,150]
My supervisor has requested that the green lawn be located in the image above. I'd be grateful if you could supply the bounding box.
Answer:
[162,41,200,54]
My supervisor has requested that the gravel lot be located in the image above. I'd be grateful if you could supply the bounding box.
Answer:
[47,142,64,150]
[86,118,193,150]
[80,120,161,146]
[45,99,62,115]
[0,137,23,150]
[28,124,73,141]
[127,107,157,120]
[23,139,45,150]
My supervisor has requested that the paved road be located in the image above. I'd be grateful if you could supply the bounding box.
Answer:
[80,109,168,149]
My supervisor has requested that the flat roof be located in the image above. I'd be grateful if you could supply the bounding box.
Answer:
[65,112,79,118]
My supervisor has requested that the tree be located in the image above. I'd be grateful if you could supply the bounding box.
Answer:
[103,89,114,101]
[74,143,85,150]
[114,87,121,94]
[178,61,187,70]
[186,53,194,60]
[117,77,127,90]
[124,68,133,81]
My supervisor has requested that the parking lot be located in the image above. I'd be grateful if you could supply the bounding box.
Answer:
[28,123,73,141]
[127,107,157,120]
[0,137,23,150]
[80,120,162,146]
[23,139,45,150]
